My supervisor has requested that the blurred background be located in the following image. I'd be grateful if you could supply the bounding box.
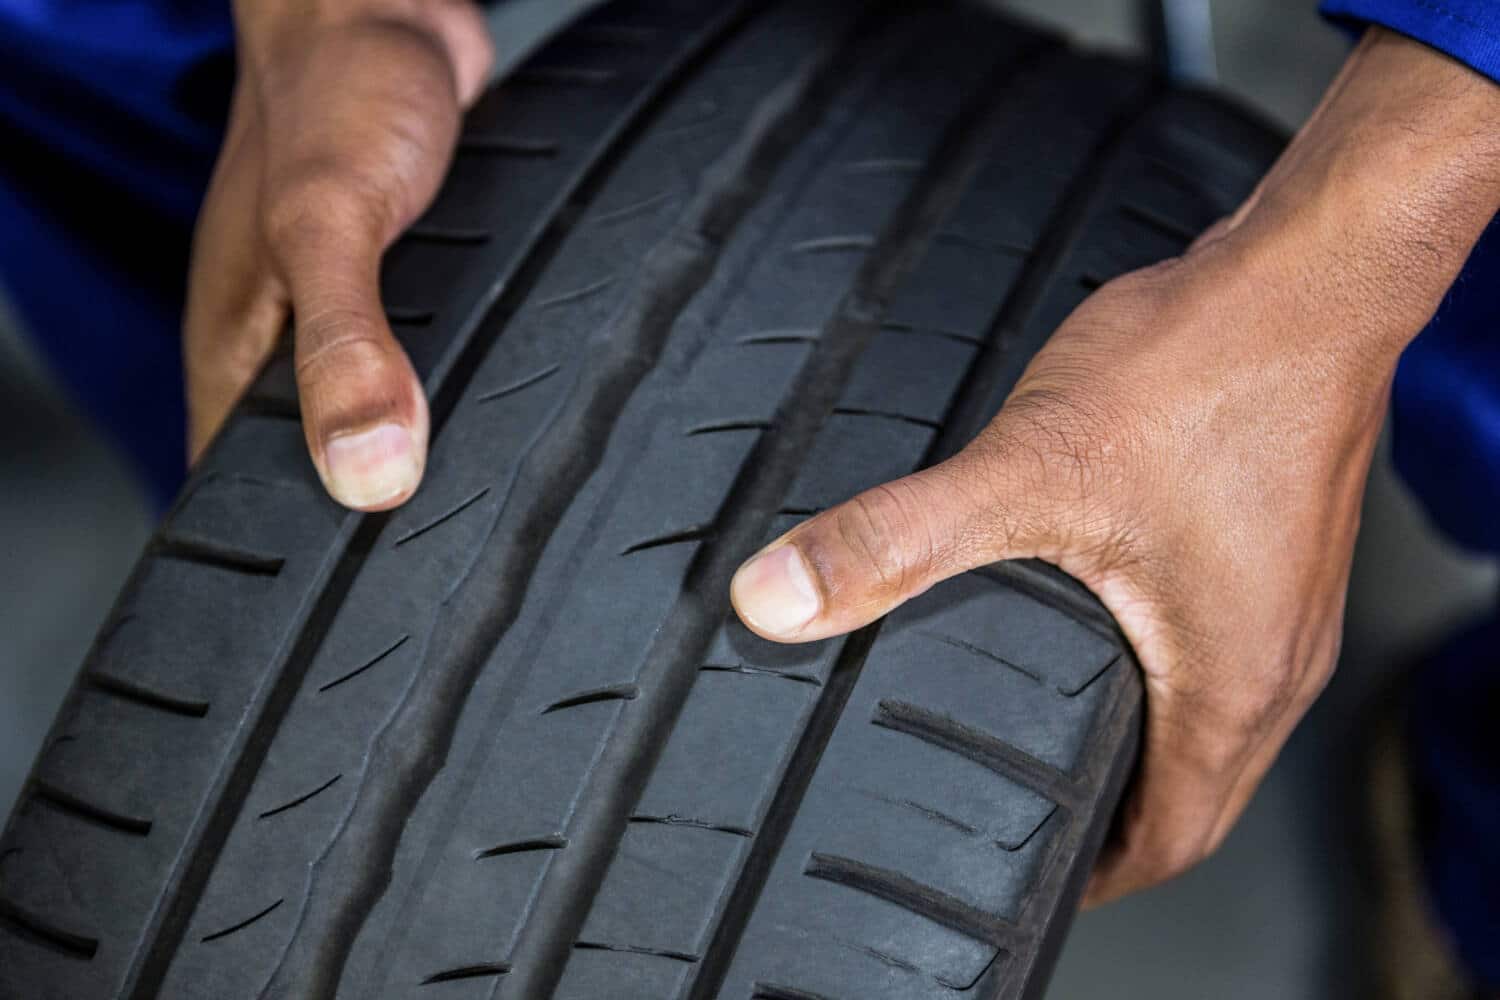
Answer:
[1,1,1494,997]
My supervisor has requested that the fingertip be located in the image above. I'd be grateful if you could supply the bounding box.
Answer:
[318,421,424,511]
[731,542,822,642]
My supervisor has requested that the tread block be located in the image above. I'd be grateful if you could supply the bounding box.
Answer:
[553,945,692,1000]
[723,875,1002,999]
[837,327,977,425]
[781,412,934,511]
[880,238,1027,339]
[910,572,1122,697]
[634,668,818,834]
[578,822,745,958]
[868,588,1118,774]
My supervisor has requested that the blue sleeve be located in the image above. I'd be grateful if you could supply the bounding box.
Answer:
[1319,0,1500,84]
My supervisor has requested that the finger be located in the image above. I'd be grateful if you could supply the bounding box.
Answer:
[270,180,429,511]
[183,100,285,460]
[428,0,496,106]
[730,440,1054,644]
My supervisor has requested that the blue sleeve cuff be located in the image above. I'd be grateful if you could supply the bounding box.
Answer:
[1320,0,1500,86]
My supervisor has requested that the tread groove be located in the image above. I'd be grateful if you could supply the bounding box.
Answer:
[737,330,821,346]
[32,782,153,836]
[386,306,436,326]
[253,6,798,994]
[1119,202,1197,244]
[403,225,492,246]
[317,634,411,693]
[574,940,700,963]
[915,629,1048,687]
[474,836,569,860]
[685,420,774,437]
[476,363,563,404]
[871,699,1078,810]
[831,406,942,431]
[0,897,99,959]
[535,276,616,309]
[790,234,877,254]
[686,35,1063,999]
[456,135,561,157]
[393,488,491,547]
[199,899,284,944]
[619,525,715,556]
[752,983,837,1000]
[513,67,621,87]
[541,684,641,715]
[155,536,285,577]
[803,852,1022,950]
[85,672,211,719]
[421,963,511,984]
[629,814,753,837]
[699,663,822,686]
[258,774,343,821]
[592,190,677,225]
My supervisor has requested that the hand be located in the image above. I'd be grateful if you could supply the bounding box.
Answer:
[184,0,493,510]
[730,28,1500,903]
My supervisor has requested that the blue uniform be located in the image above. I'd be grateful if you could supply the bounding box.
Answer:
[0,0,1496,983]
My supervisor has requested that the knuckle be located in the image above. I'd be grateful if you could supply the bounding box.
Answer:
[295,313,394,383]
[264,170,388,250]
[833,482,932,597]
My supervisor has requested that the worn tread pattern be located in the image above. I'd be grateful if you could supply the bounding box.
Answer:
[0,2,1282,998]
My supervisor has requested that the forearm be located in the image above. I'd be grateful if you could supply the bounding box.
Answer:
[1215,27,1500,365]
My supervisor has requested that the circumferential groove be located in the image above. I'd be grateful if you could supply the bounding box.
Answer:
[474,835,568,860]
[420,962,511,984]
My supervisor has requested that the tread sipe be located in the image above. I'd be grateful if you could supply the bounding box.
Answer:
[0,1,1281,997]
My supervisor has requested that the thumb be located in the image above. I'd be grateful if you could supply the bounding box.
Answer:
[271,180,430,511]
[731,444,1052,643]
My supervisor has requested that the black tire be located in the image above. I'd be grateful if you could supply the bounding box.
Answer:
[0,2,1281,997]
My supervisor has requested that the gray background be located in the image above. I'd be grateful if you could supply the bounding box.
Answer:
[1,1,1494,996]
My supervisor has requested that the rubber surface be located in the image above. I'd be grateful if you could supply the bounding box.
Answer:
[0,2,1282,997]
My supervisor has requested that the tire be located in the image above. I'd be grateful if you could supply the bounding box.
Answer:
[0,2,1282,997]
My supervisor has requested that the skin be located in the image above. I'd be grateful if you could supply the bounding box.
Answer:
[185,0,492,509]
[187,9,1500,905]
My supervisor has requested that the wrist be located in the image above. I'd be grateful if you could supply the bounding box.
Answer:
[1212,27,1500,364]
